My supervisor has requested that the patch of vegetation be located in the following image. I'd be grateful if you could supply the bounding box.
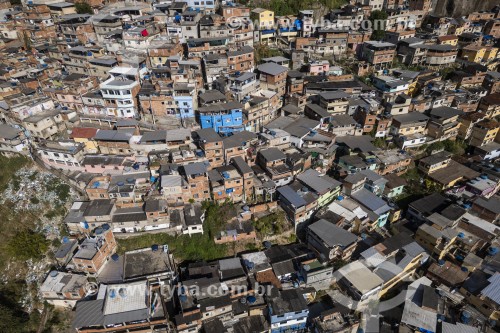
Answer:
[75,2,93,14]
[245,242,258,251]
[44,179,71,202]
[6,230,50,262]
[254,44,284,64]
[373,137,387,148]
[369,10,388,41]
[44,205,67,220]
[425,139,467,156]
[0,155,30,191]
[253,211,288,236]
[259,0,347,16]
[117,202,233,261]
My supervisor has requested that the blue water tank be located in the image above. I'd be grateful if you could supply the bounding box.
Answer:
[461,311,471,324]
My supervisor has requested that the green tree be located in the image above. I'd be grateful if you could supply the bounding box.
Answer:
[373,137,386,148]
[7,231,49,261]
[75,2,93,14]
[254,43,284,64]
[369,10,388,41]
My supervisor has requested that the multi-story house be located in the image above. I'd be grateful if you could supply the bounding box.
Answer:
[193,128,224,168]
[296,169,341,208]
[257,148,293,187]
[351,189,392,229]
[71,225,117,275]
[37,141,85,170]
[147,37,184,68]
[417,151,452,174]
[319,91,350,115]
[227,46,254,74]
[161,167,192,202]
[203,53,228,84]
[424,44,458,67]
[257,62,288,98]
[251,8,275,43]
[228,72,259,102]
[198,101,245,135]
[478,93,500,119]
[22,109,66,142]
[209,165,244,203]
[73,281,167,332]
[231,156,255,201]
[63,46,99,75]
[384,93,411,115]
[173,83,198,121]
[0,124,28,157]
[222,131,258,164]
[426,106,463,141]
[88,57,119,79]
[484,19,500,38]
[268,288,309,333]
[307,219,358,262]
[361,41,396,69]
[92,15,122,43]
[482,72,500,94]
[461,45,499,64]
[244,95,278,133]
[99,70,140,118]
[183,162,211,203]
[277,184,318,230]
[47,73,99,113]
[457,111,488,140]
[469,119,500,147]
[93,129,135,155]
[40,271,87,309]
[390,112,429,148]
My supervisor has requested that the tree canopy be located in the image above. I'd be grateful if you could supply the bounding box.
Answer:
[75,2,93,14]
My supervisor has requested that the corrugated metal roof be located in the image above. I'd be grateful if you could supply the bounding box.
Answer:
[277,185,307,208]
[442,322,479,333]
[73,300,105,329]
[308,219,357,248]
[482,272,500,304]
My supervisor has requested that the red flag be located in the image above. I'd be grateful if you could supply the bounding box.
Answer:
[141,29,149,37]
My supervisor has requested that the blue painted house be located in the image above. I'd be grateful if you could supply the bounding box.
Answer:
[198,101,244,135]
[173,84,197,119]
[268,288,309,333]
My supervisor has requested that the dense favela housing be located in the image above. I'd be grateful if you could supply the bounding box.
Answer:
[0,0,500,331]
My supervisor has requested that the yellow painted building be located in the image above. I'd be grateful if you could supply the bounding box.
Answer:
[251,8,275,30]
[461,45,499,64]
[437,35,458,46]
